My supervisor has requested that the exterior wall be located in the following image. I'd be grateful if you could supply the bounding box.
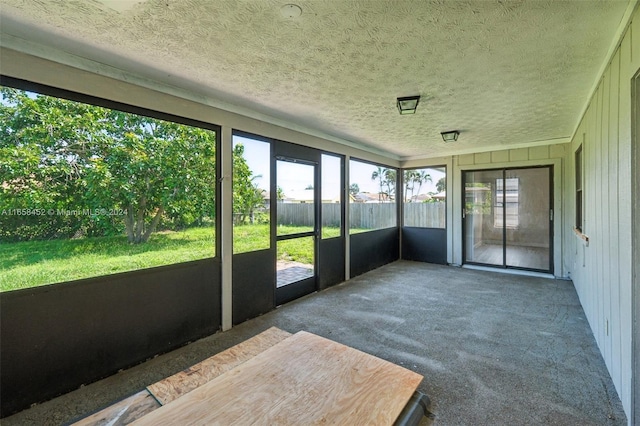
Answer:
[563,11,639,422]
[453,146,564,273]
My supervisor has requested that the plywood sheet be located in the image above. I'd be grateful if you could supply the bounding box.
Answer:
[147,327,292,405]
[71,390,160,426]
[132,331,423,426]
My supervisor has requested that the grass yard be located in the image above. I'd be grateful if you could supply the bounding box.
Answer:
[0,225,349,292]
[0,227,216,292]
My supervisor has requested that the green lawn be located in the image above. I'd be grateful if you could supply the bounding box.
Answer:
[0,227,216,292]
[0,225,349,292]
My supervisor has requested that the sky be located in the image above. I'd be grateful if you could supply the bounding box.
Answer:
[233,135,445,200]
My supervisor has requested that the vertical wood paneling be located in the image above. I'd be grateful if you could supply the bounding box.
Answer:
[632,18,639,71]
[594,82,604,346]
[601,68,611,368]
[565,14,637,420]
[608,50,622,392]
[588,90,599,338]
[586,100,595,330]
[617,28,633,418]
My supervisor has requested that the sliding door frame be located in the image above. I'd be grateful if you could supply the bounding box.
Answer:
[462,165,554,273]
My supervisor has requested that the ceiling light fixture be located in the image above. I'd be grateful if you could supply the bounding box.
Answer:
[396,95,420,115]
[441,130,460,142]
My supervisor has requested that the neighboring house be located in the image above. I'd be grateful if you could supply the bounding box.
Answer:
[352,192,393,203]
[410,193,432,202]
[431,192,446,201]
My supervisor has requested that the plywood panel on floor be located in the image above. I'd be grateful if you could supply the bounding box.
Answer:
[147,327,292,405]
[132,331,423,426]
[71,390,160,426]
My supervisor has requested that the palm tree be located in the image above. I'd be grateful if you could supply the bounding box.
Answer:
[383,169,396,201]
[404,170,418,202]
[371,166,385,201]
[414,170,432,199]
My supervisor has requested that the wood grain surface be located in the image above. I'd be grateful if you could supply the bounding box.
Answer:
[132,331,423,426]
[71,390,160,426]
[147,326,292,405]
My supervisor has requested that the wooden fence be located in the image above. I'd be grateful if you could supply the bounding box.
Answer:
[403,202,445,228]
[276,202,445,229]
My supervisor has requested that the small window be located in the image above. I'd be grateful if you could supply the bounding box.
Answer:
[575,144,583,232]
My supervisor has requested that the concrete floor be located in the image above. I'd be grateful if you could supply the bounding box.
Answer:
[4,261,627,425]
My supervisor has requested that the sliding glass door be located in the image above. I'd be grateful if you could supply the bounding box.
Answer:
[463,166,552,272]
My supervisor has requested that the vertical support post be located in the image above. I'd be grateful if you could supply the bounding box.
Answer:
[451,156,463,266]
[344,155,350,280]
[397,167,403,259]
[221,126,233,331]
[445,156,454,264]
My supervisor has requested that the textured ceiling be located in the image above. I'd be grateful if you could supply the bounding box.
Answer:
[0,0,632,159]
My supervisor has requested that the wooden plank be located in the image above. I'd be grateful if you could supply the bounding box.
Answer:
[132,331,423,426]
[147,327,292,405]
[71,390,160,426]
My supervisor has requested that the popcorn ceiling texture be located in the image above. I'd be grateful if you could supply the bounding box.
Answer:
[0,0,630,158]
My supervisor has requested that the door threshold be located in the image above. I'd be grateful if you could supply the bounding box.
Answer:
[462,264,555,279]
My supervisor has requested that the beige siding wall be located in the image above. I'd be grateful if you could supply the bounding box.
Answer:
[563,11,638,421]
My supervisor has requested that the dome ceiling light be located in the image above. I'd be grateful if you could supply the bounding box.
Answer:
[280,4,302,19]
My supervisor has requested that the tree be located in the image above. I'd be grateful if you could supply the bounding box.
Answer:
[232,143,266,224]
[92,111,217,243]
[1,87,119,241]
[404,170,418,201]
[383,168,396,201]
[436,177,446,193]
[349,183,360,197]
[371,166,385,201]
[370,167,397,201]
[1,87,217,243]
[413,170,432,199]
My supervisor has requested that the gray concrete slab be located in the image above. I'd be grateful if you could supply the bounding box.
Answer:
[3,261,626,425]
